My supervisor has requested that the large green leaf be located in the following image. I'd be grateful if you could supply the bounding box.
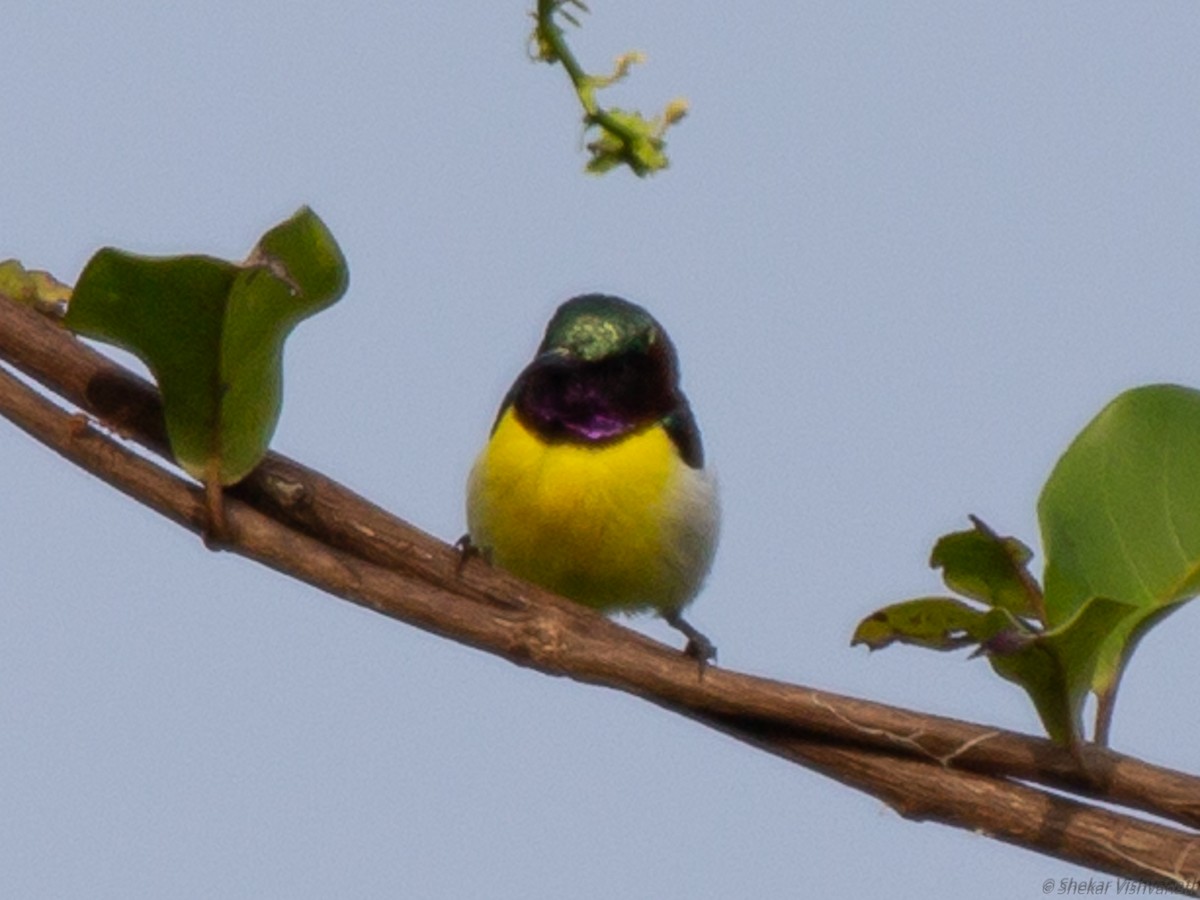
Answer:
[1039,384,1200,736]
[64,207,348,486]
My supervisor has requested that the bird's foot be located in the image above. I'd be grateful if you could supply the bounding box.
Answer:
[665,610,717,673]
[454,534,485,575]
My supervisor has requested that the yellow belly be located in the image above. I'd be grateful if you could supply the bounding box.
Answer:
[467,408,714,613]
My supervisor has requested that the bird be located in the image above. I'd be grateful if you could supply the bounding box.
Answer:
[465,293,719,661]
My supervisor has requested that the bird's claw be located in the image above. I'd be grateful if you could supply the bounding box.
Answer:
[665,610,717,674]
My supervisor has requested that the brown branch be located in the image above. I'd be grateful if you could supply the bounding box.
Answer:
[3,293,1200,891]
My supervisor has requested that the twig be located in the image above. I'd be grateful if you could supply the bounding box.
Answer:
[2,292,1199,890]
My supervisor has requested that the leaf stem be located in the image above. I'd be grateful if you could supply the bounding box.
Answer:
[536,0,591,99]
[536,0,635,137]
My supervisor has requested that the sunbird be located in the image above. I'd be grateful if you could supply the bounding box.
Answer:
[465,294,719,660]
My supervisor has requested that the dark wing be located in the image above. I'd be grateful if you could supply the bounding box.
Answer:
[489,370,527,435]
[662,399,705,469]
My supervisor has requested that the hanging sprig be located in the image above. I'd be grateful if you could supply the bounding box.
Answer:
[532,0,688,176]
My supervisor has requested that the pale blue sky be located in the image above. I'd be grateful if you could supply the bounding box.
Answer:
[3,3,1200,897]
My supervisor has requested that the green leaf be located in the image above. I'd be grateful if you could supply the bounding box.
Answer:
[1038,384,1200,732]
[851,597,1007,651]
[856,517,1138,745]
[585,109,669,176]
[930,516,1044,618]
[985,597,1137,746]
[64,207,348,486]
[852,590,1135,745]
[0,259,72,310]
